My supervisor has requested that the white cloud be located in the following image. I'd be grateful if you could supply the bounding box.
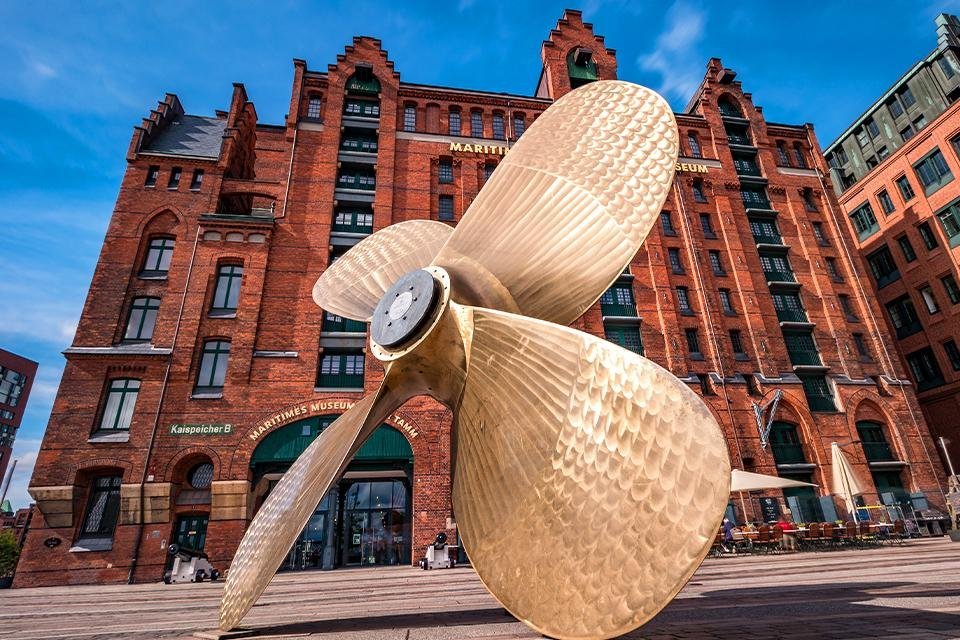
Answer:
[638,1,707,103]
[30,59,56,78]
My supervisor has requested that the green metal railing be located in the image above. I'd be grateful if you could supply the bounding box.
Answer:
[772,443,807,465]
[764,269,796,283]
[600,302,637,317]
[753,231,784,245]
[322,315,367,333]
[787,349,822,366]
[776,308,809,323]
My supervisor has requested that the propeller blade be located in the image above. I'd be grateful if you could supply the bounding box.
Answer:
[313,220,453,321]
[434,81,678,325]
[449,304,730,640]
[219,379,411,630]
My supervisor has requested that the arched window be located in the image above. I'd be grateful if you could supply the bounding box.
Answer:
[856,421,895,462]
[343,69,380,119]
[470,109,483,138]
[403,103,417,132]
[793,142,808,168]
[567,47,598,88]
[776,141,790,166]
[512,112,525,138]
[768,421,806,465]
[717,96,743,117]
[306,95,322,120]
[687,132,702,158]
[492,112,505,140]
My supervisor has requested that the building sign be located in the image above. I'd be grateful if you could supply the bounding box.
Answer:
[449,142,509,156]
[247,400,420,442]
[169,423,234,436]
[675,162,709,174]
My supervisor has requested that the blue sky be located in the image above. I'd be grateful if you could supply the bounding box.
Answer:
[0,0,955,509]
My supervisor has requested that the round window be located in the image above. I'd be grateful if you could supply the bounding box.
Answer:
[188,462,214,490]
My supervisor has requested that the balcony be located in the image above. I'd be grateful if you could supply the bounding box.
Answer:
[772,443,807,466]
[764,269,797,284]
[322,315,367,334]
[743,198,773,211]
[788,348,823,367]
[776,308,809,324]
[727,133,753,146]
[600,302,637,317]
[895,320,923,340]
[862,441,895,463]
[336,175,376,191]
[753,231,784,246]
[332,216,373,235]
[316,371,364,389]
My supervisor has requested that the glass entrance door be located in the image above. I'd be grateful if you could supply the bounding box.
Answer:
[285,492,333,570]
[341,480,410,566]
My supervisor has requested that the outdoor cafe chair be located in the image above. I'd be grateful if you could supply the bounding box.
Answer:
[844,521,859,547]
[755,525,774,553]
[806,522,822,549]
[858,521,878,546]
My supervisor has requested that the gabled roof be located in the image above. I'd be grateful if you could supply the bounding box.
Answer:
[141,114,226,159]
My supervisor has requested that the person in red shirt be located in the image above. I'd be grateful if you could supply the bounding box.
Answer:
[775,513,798,551]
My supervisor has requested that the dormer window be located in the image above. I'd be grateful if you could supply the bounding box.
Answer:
[567,47,598,89]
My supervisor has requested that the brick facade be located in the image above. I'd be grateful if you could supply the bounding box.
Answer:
[17,9,947,588]
[0,349,38,487]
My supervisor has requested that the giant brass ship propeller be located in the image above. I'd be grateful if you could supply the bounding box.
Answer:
[219,80,731,640]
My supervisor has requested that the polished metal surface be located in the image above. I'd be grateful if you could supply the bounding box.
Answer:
[312,219,453,321]
[370,269,440,348]
[221,80,730,640]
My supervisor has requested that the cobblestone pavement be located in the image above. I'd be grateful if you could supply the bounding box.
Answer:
[1,538,958,639]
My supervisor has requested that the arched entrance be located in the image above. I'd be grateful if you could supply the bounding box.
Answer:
[250,415,413,570]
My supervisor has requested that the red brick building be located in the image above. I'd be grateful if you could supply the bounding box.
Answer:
[0,349,38,488]
[18,10,947,588]
[834,98,960,465]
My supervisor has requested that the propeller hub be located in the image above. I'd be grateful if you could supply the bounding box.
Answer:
[371,269,440,348]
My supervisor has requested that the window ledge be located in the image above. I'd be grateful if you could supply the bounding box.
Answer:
[714,271,728,277]
[314,387,365,393]
[690,353,705,361]
[734,353,750,361]
[680,310,696,317]
[208,310,237,319]
[137,272,168,281]
[191,391,224,400]
[88,431,130,444]
[70,539,114,553]
[723,310,738,317]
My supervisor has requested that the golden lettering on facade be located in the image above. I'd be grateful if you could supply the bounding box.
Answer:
[449,142,508,156]
[247,399,418,441]
[675,162,709,173]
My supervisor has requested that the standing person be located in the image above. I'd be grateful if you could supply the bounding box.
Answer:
[775,512,798,551]
[721,518,735,553]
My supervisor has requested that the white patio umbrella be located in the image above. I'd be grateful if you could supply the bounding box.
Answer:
[729,469,817,522]
[831,442,865,518]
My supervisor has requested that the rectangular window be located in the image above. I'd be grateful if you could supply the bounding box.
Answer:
[190,169,204,191]
[97,378,140,431]
[877,189,894,215]
[438,195,454,221]
[826,257,842,282]
[919,285,940,314]
[793,145,808,168]
[692,181,707,203]
[492,114,505,140]
[888,98,904,119]
[936,201,960,246]
[760,253,792,281]
[403,105,416,132]
[906,347,945,391]
[668,248,684,274]
[913,114,927,131]
[719,288,734,314]
[599,282,636,316]
[897,235,917,262]
[676,287,692,314]
[944,340,960,371]
[317,350,365,388]
[918,221,939,250]
[942,274,960,304]
[212,265,243,312]
[855,129,869,147]
[900,86,916,107]
[730,329,746,356]
[886,295,922,339]
[853,333,871,360]
[839,294,858,321]
[333,208,373,233]
[800,375,836,412]
[470,111,483,138]
[685,328,702,357]
[850,202,879,240]
[877,146,889,161]
[438,159,453,184]
[740,186,769,208]
[939,56,956,79]
[483,162,495,182]
[449,110,461,136]
[914,149,953,195]
[896,175,915,201]
[145,165,159,187]
[709,250,725,275]
[866,245,900,288]
[776,143,790,166]
[306,96,323,119]
[661,212,676,236]
[901,125,916,142]
[79,476,122,541]
[688,134,702,158]
[141,237,175,275]
[513,114,525,137]
[865,118,880,138]
[803,189,818,212]
[343,99,379,118]
[0,368,27,407]
[124,297,160,341]
[750,219,781,244]
[196,340,230,393]
[167,167,182,190]
[604,324,643,355]
[700,213,715,238]
[812,222,828,246]
[772,291,806,323]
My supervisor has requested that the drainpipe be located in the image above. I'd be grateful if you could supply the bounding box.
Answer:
[128,224,203,584]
